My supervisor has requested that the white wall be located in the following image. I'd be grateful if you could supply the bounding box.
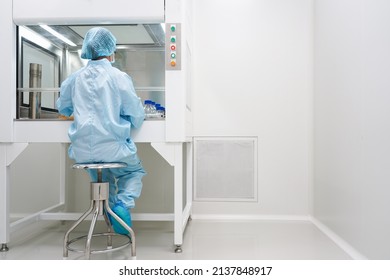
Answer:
[10,143,62,216]
[192,0,314,217]
[314,0,390,259]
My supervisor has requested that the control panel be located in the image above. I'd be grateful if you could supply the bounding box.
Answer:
[165,23,181,70]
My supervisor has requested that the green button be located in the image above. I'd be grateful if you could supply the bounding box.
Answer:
[170,37,176,43]
[170,25,176,32]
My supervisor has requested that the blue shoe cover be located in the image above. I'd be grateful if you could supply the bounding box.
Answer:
[110,202,132,235]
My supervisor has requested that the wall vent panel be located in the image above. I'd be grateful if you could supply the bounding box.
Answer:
[194,137,257,202]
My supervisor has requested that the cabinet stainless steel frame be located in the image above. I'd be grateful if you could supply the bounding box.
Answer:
[0,0,193,255]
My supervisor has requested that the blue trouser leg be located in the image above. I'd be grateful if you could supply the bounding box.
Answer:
[110,154,146,209]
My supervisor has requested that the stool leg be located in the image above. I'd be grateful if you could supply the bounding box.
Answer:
[63,201,94,258]
[85,203,99,259]
[103,210,113,249]
[105,200,136,257]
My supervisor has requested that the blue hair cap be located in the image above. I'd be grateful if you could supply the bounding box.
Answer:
[81,27,117,60]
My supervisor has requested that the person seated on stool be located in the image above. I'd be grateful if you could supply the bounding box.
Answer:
[56,27,146,234]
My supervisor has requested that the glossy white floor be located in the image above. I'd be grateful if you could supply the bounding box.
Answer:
[0,219,351,260]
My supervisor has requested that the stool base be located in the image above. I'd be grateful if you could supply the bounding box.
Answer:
[63,185,136,259]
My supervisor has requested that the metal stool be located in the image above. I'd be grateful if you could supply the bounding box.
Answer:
[63,162,136,259]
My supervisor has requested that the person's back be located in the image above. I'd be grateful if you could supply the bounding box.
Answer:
[57,27,146,234]
[61,58,144,163]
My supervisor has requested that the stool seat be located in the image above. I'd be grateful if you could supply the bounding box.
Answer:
[73,162,127,183]
[73,162,127,170]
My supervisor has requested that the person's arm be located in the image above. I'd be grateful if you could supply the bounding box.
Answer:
[120,74,145,128]
[56,76,74,117]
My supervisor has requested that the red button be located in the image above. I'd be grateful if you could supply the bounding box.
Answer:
[170,45,176,51]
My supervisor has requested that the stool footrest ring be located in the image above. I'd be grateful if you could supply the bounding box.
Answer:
[66,232,132,255]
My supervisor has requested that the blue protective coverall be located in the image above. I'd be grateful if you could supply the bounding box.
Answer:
[56,58,146,209]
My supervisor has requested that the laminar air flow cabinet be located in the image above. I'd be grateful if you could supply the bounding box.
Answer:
[0,0,193,253]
